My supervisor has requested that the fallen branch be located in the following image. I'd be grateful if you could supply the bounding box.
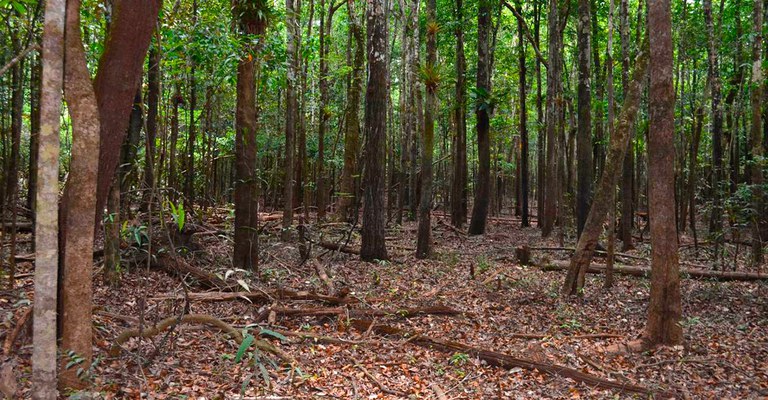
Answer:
[355,363,407,397]
[3,308,32,355]
[318,241,359,255]
[110,313,295,364]
[264,305,460,320]
[541,260,768,281]
[350,320,674,397]
[152,288,361,305]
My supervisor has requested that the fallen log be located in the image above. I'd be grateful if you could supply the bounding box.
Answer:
[150,254,233,290]
[541,260,768,281]
[152,288,361,305]
[318,241,359,255]
[1,222,32,233]
[350,320,674,398]
[265,305,460,319]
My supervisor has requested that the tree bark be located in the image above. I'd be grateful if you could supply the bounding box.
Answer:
[283,0,300,237]
[59,0,101,389]
[618,0,634,250]
[451,0,468,228]
[541,0,564,237]
[468,0,492,235]
[233,0,267,271]
[92,0,162,224]
[704,0,725,246]
[750,0,764,264]
[576,0,592,238]
[141,42,160,212]
[360,0,389,261]
[417,0,437,258]
[644,0,682,347]
[32,0,64,396]
[517,0,529,227]
[561,40,649,296]
[337,0,365,222]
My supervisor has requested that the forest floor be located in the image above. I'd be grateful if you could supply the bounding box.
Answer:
[3,209,768,399]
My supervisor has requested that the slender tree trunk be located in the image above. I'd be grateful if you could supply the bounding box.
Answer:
[408,0,421,222]
[541,0,564,237]
[451,0,468,228]
[337,0,364,222]
[751,0,764,264]
[28,54,41,217]
[233,0,267,271]
[185,0,198,203]
[283,0,300,237]
[576,0,592,238]
[517,0,529,227]
[618,0,634,250]
[417,0,437,258]
[704,0,724,251]
[92,0,162,224]
[561,40,649,297]
[644,0,682,347]
[141,42,160,212]
[360,0,389,261]
[535,0,545,228]
[32,0,64,395]
[169,86,181,202]
[468,0,492,235]
[59,0,101,389]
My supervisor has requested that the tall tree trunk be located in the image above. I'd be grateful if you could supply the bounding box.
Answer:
[451,0,468,228]
[468,0,492,235]
[337,0,364,222]
[704,0,724,252]
[283,0,300,237]
[576,0,592,238]
[119,89,143,209]
[169,86,181,202]
[417,0,437,258]
[535,0,545,228]
[92,0,162,225]
[618,0,634,250]
[32,0,64,395]
[360,0,389,261]
[185,0,198,203]
[644,0,682,347]
[233,0,267,271]
[28,54,41,217]
[561,40,648,297]
[141,42,160,212]
[316,0,334,220]
[541,0,564,237]
[59,0,101,389]
[517,0,529,227]
[750,0,764,264]
[407,0,421,222]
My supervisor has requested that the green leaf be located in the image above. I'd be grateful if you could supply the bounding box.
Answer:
[259,328,288,342]
[234,333,254,363]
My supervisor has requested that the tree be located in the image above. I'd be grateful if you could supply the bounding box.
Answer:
[541,0,565,237]
[32,0,64,396]
[750,0,764,264]
[516,0,529,227]
[644,0,682,347]
[562,39,649,296]
[283,0,300,238]
[233,0,267,271]
[92,0,162,224]
[576,0,592,238]
[141,40,160,212]
[59,0,101,389]
[417,0,437,258]
[337,0,365,222]
[618,0,634,250]
[450,0,468,228]
[360,0,389,261]
[468,0,492,235]
[704,0,724,259]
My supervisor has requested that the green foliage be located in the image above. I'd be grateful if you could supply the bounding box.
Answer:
[167,200,186,232]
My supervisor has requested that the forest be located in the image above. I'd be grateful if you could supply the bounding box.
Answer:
[0,0,767,397]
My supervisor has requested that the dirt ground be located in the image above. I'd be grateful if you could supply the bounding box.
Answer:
[4,211,768,399]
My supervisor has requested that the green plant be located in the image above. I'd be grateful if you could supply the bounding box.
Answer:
[167,200,186,232]
[449,352,470,366]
